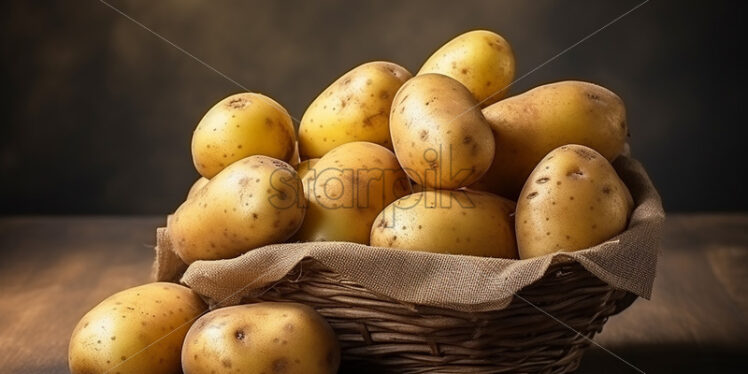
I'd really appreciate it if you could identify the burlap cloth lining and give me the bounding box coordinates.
[153,156,664,313]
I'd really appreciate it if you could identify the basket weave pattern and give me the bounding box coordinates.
[244,259,630,374]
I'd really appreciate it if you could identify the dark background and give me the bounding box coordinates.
[0,0,743,214]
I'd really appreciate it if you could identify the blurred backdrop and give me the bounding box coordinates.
[0,0,743,214]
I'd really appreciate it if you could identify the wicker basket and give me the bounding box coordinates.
[241,259,633,374]
[157,156,661,373]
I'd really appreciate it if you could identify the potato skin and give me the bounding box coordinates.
[370,190,517,258]
[298,61,412,159]
[186,177,210,199]
[516,145,633,259]
[295,158,320,180]
[182,303,339,374]
[418,30,515,106]
[192,93,296,178]
[170,155,305,263]
[475,81,628,199]
[68,282,206,374]
[390,73,495,190]
[294,142,409,243]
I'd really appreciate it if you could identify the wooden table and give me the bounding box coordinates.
[1,215,746,373]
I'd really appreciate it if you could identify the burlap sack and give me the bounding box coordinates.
[153,155,663,313]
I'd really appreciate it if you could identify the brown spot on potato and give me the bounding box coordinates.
[419,130,429,140]
[222,359,232,368]
[463,136,472,144]
[227,97,249,109]
[573,147,597,160]
[602,186,612,194]
[272,358,289,373]
[284,323,294,332]
[567,170,584,177]
[586,92,601,101]
[536,177,550,184]
[526,192,538,199]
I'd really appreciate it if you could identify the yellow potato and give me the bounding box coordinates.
[69,282,206,374]
[192,92,296,178]
[294,142,409,243]
[186,177,209,199]
[298,61,412,159]
[390,73,495,190]
[419,30,515,106]
[475,81,628,199]
[516,145,633,259]
[170,155,305,263]
[295,158,320,180]
[182,302,339,374]
[371,190,517,258]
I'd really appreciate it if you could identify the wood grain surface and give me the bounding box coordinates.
[0,214,746,373]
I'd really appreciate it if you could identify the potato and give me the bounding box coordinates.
[186,177,209,199]
[295,158,320,180]
[192,92,296,178]
[69,282,206,374]
[474,81,628,199]
[298,61,412,159]
[371,190,517,258]
[390,73,495,190]
[516,145,633,259]
[182,302,339,374]
[170,155,304,263]
[294,141,409,243]
[418,30,515,106]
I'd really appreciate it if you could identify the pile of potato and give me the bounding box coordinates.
[69,29,634,374]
